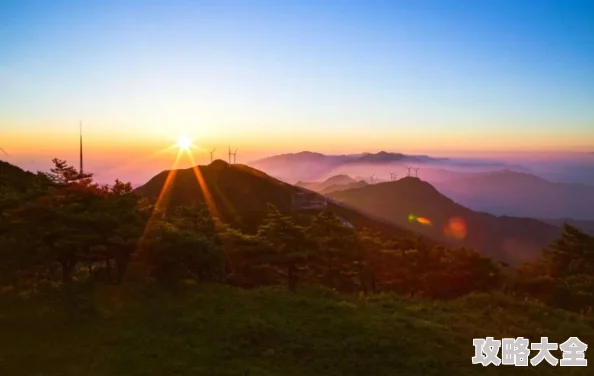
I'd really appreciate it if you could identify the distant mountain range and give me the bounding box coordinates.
[328,177,563,264]
[250,151,594,221]
[432,170,594,221]
[247,151,536,183]
[249,151,448,183]
[300,170,594,221]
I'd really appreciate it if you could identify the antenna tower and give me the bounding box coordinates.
[79,121,84,177]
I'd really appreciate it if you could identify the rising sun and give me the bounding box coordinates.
[177,136,192,150]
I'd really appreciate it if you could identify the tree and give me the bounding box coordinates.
[309,209,358,289]
[354,228,386,294]
[547,223,594,278]
[94,180,147,283]
[217,225,273,286]
[257,205,312,291]
[42,158,93,185]
[143,220,224,285]
[1,159,144,284]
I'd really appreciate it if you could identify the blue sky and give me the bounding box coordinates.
[1,0,593,159]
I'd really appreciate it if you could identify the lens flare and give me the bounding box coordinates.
[416,217,431,225]
[444,217,467,239]
[408,213,431,225]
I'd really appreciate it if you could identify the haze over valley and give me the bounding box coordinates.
[248,150,594,222]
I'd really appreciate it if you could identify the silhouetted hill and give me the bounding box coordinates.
[135,160,295,229]
[0,161,39,190]
[135,160,421,239]
[321,174,356,186]
[296,174,357,191]
[295,180,317,190]
[328,177,563,264]
[434,170,594,220]
[320,180,368,194]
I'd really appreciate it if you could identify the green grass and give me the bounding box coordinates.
[1,283,593,376]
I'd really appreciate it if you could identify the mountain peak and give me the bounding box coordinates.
[390,176,444,197]
[209,159,230,169]
[354,151,410,164]
[323,174,355,184]
[296,151,324,156]
[328,174,562,265]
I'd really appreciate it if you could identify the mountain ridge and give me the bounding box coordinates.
[433,169,594,220]
[248,151,446,183]
[134,160,427,241]
[328,176,563,264]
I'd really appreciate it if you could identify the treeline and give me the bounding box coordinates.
[1,159,593,313]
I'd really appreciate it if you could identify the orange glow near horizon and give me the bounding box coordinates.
[4,126,593,161]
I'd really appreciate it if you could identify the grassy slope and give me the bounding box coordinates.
[1,284,593,376]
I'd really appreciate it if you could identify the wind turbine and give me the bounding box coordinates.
[233,148,238,164]
[390,172,397,181]
[209,148,216,162]
[228,146,232,164]
[413,167,420,177]
[369,174,375,183]
[406,166,411,176]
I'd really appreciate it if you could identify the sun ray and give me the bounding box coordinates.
[136,148,184,253]
[132,146,243,279]
[186,151,239,275]
[186,151,219,219]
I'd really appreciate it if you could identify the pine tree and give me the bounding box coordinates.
[257,205,311,291]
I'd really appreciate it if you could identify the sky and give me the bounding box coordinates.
[1,0,593,181]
